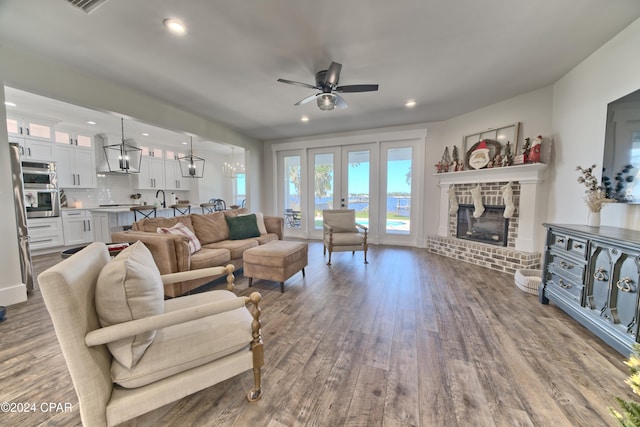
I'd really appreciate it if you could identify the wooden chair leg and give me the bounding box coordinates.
[247,293,263,402]
[327,251,332,266]
[301,267,305,277]
[248,277,253,287]
[280,282,284,293]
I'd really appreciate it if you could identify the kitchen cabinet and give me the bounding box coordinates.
[55,127,94,148]
[62,209,93,245]
[92,210,135,242]
[55,144,97,188]
[27,217,64,251]
[8,136,55,161]
[6,115,55,142]
[135,148,165,190]
[164,158,191,191]
[540,224,640,355]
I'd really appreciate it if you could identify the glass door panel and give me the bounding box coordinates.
[385,146,412,234]
[283,154,302,229]
[344,149,371,228]
[311,151,337,231]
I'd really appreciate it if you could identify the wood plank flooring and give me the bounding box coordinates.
[0,242,635,426]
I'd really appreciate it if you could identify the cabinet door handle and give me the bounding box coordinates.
[67,212,81,216]
[559,279,572,289]
[617,278,634,293]
[87,220,91,231]
[573,243,583,249]
[594,267,608,281]
[72,174,76,185]
[557,238,565,244]
[28,147,32,157]
[560,261,574,269]
[77,174,80,186]
[25,127,30,136]
[19,126,23,135]
[83,220,87,232]
[29,224,52,229]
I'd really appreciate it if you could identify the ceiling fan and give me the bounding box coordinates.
[277,61,379,111]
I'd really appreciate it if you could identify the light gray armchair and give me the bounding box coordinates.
[322,209,369,266]
[38,242,264,427]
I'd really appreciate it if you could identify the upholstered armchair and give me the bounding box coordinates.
[322,209,368,265]
[38,242,264,427]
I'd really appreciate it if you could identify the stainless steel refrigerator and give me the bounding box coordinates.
[9,142,34,291]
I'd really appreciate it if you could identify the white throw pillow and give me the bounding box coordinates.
[157,222,202,254]
[95,241,165,369]
[240,212,268,235]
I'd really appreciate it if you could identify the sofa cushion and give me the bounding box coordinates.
[226,214,261,240]
[133,215,196,234]
[191,212,229,245]
[204,239,259,259]
[252,233,279,245]
[95,241,164,369]
[190,247,231,270]
[111,290,253,388]
[157,222,201,255]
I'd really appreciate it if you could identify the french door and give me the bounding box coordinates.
[278,139,419,245]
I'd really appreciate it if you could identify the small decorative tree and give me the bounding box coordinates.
[611,343,640,426]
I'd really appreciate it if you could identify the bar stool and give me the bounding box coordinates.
[200,203,215,214]
[171,204,191,216]
[130,205,157,221]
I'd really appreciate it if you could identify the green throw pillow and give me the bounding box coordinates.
[226,214,261,240]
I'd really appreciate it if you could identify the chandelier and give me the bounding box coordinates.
[103,118,142,174]
[223,147,245,178]
[178,136,205,178]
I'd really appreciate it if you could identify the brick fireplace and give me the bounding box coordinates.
[427,164,547,274]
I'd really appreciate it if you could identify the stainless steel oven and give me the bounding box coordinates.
[21,160,60,218]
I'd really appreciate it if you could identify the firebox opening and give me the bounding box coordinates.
[456,204,509,246]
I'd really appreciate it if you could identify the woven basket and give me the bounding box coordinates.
[514,269,542,296]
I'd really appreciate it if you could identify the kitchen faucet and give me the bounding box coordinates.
[155,189,166,208]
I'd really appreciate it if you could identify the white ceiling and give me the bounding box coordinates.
[1,0,640,143]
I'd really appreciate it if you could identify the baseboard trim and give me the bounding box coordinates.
[0,283,28,306]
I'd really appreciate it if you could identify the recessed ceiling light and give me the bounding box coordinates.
[142,133,149,136]
[163,18,187,35]
[301,116,309,122]
[4,101,16,107]
[182,141,188,145]
[405,100,416,108]
[86,120,96,125]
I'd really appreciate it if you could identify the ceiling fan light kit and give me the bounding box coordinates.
[278,61,379,111]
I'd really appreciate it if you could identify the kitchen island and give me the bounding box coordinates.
[89,205,206,243]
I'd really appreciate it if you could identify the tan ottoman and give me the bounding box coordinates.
[243,241,308,293]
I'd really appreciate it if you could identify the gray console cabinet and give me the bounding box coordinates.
[540,224,640,356]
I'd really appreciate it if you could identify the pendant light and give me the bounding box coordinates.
[223,147,245,178]
[103,118,142,173]
[178,136,205,178]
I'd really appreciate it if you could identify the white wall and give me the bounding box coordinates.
[551,17,640,229]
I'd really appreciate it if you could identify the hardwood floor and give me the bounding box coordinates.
[0,242,634,426]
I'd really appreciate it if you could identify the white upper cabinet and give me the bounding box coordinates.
[7,115,55,142]
[55,144,97,189]
[134,146,165,189]
[55,126,94,148]
[164,149,191,191]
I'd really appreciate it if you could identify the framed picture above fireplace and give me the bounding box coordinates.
[462,122,520,169]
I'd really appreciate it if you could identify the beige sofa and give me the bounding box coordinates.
[111,209,284,297]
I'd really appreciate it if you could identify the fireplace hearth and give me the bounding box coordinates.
[456,204,509,246]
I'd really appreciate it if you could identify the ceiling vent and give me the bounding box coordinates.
[66,0,109,14]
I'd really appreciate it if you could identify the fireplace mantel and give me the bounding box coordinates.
[434,162,548,253]
[434,163,547,185]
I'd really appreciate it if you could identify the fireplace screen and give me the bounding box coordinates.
[456,204,509,246]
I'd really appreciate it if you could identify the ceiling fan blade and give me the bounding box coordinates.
[324,62,342,86]
[277,78,318,90]
[294,93,319,106]
[334,93,348,109]
[335,84,379,93]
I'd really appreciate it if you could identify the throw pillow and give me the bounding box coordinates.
[95,241,164,369]
[157,222,202,254]
[240,212,267,235]
[226,214,261,240]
